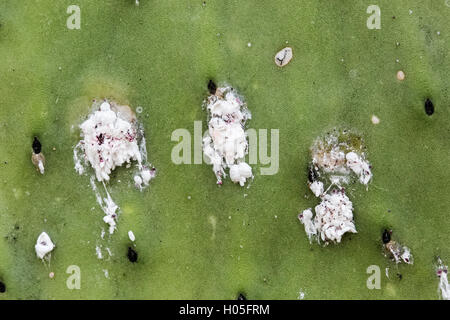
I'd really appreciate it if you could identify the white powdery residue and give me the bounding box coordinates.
[312,145,349,175]
[38,161,45,174]
[386,241,413,265]
[134,136,156,190]
[329,175,350,186]
[310,132,372,186]
[400,246,413,264]
[346,152,373,185]
[439,272,450,300]
[73,143,85,175]
[90,177,119,234]
[77,101,142,182]
[202,86,253,186]
[309,180,323,197]
[96,246,103,259]
[90,177,103,207]
[297,289,306,300]
[74,100,155,188]
[299,190,357,244]
[298,209,317,242]
[436,259,450,300]
[101,186,119,234]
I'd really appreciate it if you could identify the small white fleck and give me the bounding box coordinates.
[275,215,278,219]
[96,246,103,259]
[247,42,252,47]
[187,195,191,200]
[409,9,413,15]
[437,31,441,36]
[371,115,380,125]
[128,230,136,242]
[240,245,243,249]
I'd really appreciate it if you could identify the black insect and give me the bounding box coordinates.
[0,281,5,293]
[237,293,246,300]
[207,80,217,95]
[425,98,434,116]
[127,247,138,263]
[308,164,319,183]
[382,229,391,244]
[32,137,42,154]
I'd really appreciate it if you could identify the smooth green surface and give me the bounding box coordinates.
[0,0,449,299]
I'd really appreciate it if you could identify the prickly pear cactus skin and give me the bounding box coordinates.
[0,1,449,299]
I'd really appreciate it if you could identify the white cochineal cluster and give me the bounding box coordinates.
[74,101,153,184]
[300,190,356,243]
[203,86,253,186]
[74,100,155,235]
[299,132,373,244]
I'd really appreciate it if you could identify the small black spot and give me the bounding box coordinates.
[237,293,246,300]
[425,98,434,116]
[127,247,138,263]
[32,137,42,154]
[397,273,402,280]
[382,229,391,244]
[207,80,217,95]
[0,281,5,293]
